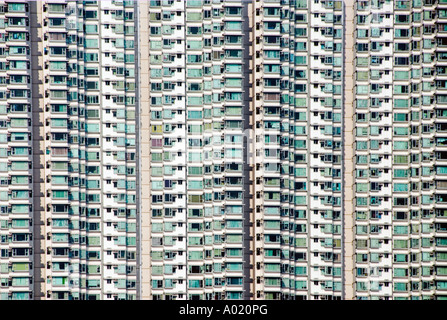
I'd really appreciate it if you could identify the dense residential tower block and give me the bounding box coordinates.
[352,0,446,300]
[0,0,139,300]
[1,0,447,301]
[251,0,344,299]
[146,0,253,300]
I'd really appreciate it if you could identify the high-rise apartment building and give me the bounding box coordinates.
[352,0,447,300]
[0,1,34,301]
[142,0,447,300]
[251,0,344,300]
[143,0,252,300]
[142,0,346,301]
[0,0,139,300]
[0,0,447,301]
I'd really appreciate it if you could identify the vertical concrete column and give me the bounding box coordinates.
[138,1,152,300]
[251,0,264,300]
[30,1,45,300]
[242,0,254,300]
[247,1,256,300]
[342,0,355,300]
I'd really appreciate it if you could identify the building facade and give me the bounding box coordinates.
[352,0,447,300]
[251,0,344,300]
[0,0,447,301]
[0,0,139,300]
[0,1,34,301]
[145,0,252,300]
